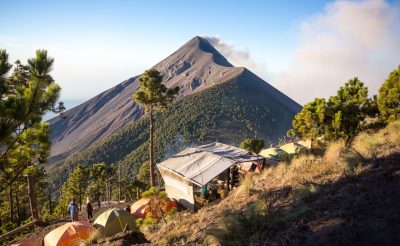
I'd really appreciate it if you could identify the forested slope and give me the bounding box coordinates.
[48,68,299,186]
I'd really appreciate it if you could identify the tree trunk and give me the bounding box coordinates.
[78,182,82,211]
[47,189,53,215]
[15,190,20,222]
[97,182,101,208]
[118,165,121,202]
[27,174,39,221]
[226,168,230,192]
[9,184,13,221]
[149,107,156,187]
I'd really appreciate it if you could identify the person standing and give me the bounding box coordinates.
[67,198,79,222]
[125,204,131,213]
[86,196,93,220]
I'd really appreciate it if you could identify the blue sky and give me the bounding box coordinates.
[1,0,399,107]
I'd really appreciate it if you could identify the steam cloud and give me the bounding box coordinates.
[277,0,400,104]
[202,35,268,79]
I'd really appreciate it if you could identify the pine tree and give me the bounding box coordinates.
[288,78,375,144]
[133,68,179,187]
[378,65,400,121]
[0,50,63,223]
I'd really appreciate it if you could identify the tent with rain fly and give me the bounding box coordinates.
[130,198,177,219]
[279,142,306,156]
[43,221,96,246]
[157,142,263,210]
[130,198,150,218]
[93,208,136,237]
[260,147,289,161]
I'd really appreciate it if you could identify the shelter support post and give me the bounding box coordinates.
[226,167,230,192]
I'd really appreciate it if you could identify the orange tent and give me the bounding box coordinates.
[130,198,177,218]
[43,221,96,246]
[130,198,150,218]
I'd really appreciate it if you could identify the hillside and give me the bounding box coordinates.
[47,36,300,165]
[48,67,298,186]
[146,121,400,245]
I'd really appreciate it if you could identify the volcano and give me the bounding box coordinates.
[47,36,301,169]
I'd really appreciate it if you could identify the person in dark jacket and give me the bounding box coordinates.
[86,196,93,220]
[125,204,131,213]
[67,198,79,222]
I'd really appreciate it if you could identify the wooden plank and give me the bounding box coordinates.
[0,219,38,240]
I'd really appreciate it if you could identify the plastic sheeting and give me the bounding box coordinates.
[158,142,259,186]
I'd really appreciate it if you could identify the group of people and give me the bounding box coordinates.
[67,197,93,222]
[67,197,131,222]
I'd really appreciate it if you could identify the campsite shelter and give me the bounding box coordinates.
[157,142,264,210]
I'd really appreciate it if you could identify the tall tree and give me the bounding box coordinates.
[133,68,179,187]
[0,50,63,223]
[86,163,110,208]
[67,165,88,211]
[378,65,400,121]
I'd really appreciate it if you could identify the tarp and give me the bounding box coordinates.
[93,208,136,237]
[157,142,260,186]
[43,221,96,246]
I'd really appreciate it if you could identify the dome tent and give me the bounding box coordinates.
[43,221,96,246]
[93,208,136,237]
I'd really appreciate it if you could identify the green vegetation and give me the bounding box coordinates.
[288,77,378,144]
[136,187,176,232]
[378,65,400,121]
[49,74,295,193]
[133,68,180,187]
[54,163,121,218]
[240,138,265,154]
[0,49,63,232]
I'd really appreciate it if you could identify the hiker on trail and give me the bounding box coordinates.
[67,198,79,222]
[86,196,93,220]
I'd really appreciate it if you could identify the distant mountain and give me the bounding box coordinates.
[48,36,300,165]
[47,36,301,178]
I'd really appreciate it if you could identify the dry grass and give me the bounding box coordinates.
[353,120,400,159]
[149,121,400,245]
[387,121,400,147]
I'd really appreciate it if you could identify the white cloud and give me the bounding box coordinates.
[202,35,268,79]
[276,0,400,105]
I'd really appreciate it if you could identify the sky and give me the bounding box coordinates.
[1,0,399,107]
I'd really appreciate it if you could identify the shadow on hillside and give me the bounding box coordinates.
[216,152,400,246]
